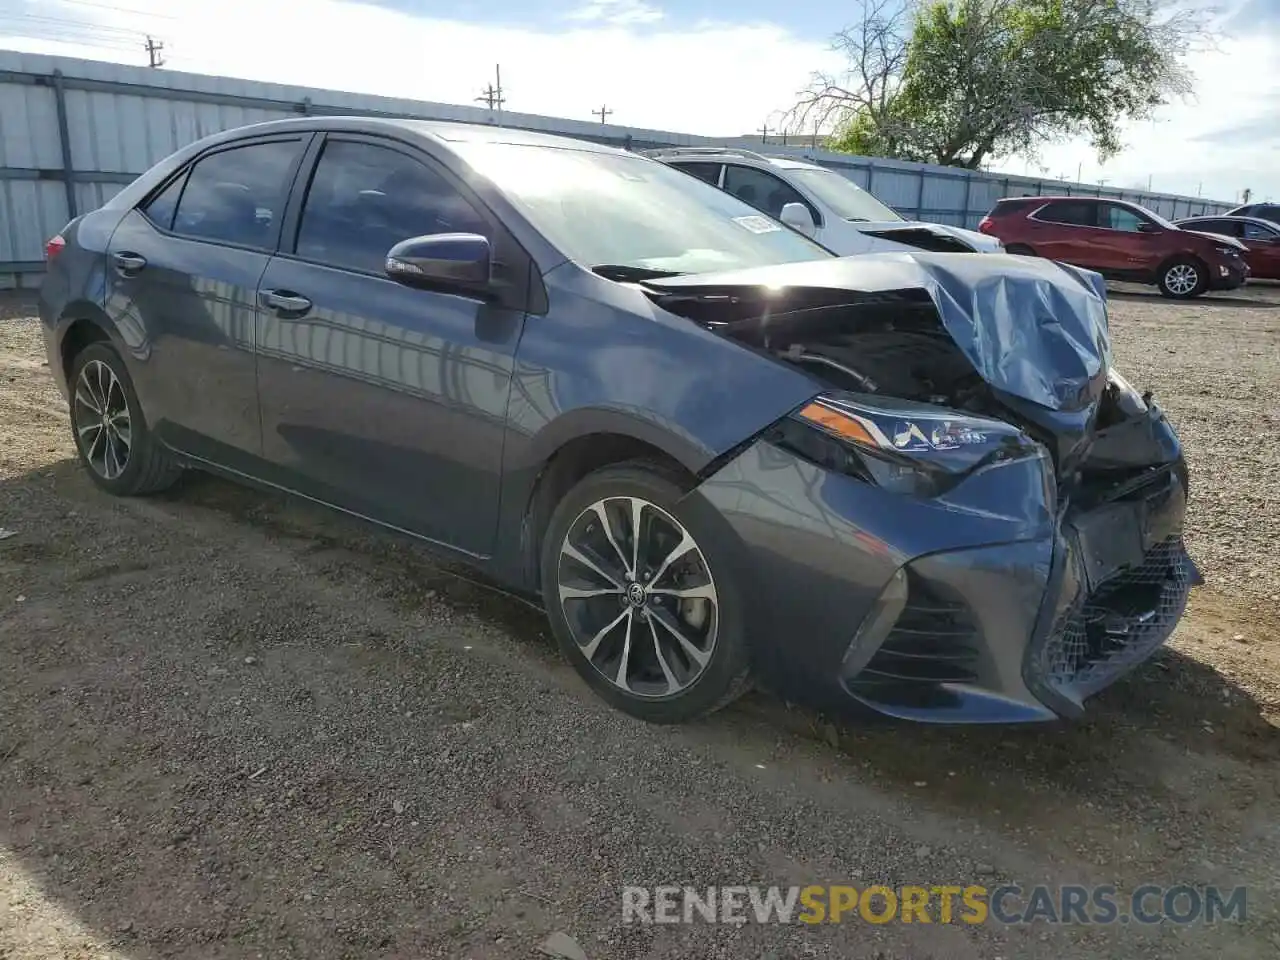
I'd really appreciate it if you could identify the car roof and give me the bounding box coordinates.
[1178,214,1277,226]
[193,115,630,155]
[646,147,826,172]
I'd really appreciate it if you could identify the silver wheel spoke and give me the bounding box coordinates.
[559,584,622,601]
[561,541,622,588]
[74,387,101,415]
[651,606,711,668]
[77,421,103,442]
[650,582,716,601]
[591,501,632,579]
[614,610,635,691]
[582,608,629,660]
[647,617,680,694]
[628,497,644,577]
[645,530,696,588]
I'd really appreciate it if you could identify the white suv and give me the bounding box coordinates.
[646,147,1002,257]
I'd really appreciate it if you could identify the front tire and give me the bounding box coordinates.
[1158,258,1207,299]
[68,342,182,496]
[540,462,751,723]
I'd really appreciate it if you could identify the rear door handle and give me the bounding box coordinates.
[113,252,147,273]
[260,290,313,314]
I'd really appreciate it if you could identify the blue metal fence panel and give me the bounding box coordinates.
[0,47,1235,286]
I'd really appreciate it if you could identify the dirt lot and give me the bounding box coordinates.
[2,285,1278,960]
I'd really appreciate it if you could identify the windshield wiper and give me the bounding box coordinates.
[592,264,685,282]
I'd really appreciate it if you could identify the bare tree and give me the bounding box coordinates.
[781,0,914,149]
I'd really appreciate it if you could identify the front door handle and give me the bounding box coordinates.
[113,252,147,274]
[260,290,313,314]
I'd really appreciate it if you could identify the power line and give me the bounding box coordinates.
[0,18,143,54]
[0,11,147,38]
[46,0,177,20]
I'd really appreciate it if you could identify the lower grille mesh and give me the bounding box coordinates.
[1042,537,1191,696]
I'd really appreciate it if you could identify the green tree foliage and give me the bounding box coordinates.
[792,0,1212,169]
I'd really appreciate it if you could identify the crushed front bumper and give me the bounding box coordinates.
[692,418,1194,723]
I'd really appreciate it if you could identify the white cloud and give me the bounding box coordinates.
[565,0,665,26]
[988,33,1280,203]
[0,0,833,137]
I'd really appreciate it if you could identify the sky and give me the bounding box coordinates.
[0,0,1277,202]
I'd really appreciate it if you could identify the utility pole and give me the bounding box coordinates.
[1147,173,1153,192]
[1076,161,1082,182]
[758,123,770,144]
[592,104,612,124]
[144,35,165,68]
[475,64,505,113]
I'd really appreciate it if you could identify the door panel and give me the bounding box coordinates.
[254,136,525,556]
[103,136,307,465]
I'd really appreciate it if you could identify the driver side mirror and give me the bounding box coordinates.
[780,202,816,236]
[1136,222,1161,234]
[385,233,492,291]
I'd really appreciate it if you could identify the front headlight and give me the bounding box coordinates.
[789,393,1043,497]
[1106,367,1147,416]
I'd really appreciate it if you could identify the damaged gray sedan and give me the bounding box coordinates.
[40,118,1197,724]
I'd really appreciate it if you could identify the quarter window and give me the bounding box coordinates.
[722,164,810,220]
[171,140,302,249]
[671,162,722,186]
[295,140,490,274]
[141,173,185,230]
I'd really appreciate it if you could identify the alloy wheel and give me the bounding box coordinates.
[556,496,718,698]
[73,359,132,480]
[1164,263,1199,296]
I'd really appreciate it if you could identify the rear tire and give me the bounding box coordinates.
[540,461,751,723]
[68,342,182,496]
[1158,258,1207,299]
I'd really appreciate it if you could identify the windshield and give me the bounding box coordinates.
[787,168,903,222]
[453,142,830,275]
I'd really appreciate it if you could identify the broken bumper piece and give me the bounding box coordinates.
[694,436,1194,724]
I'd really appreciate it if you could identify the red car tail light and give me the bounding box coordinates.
[977,216,994,234]
[45,234,66,261]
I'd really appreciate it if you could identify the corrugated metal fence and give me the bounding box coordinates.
[0,48,1234,287]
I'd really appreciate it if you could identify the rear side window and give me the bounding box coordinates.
[172,140,302,249]
[989,198,1039,216]
[295,140,490,275]
[1034,201,1097,227]
[142,173,185,230]
[1251,204,1280,223]
[1188,219,1238,236]
[671,162,722,186]
[722,164,811,220]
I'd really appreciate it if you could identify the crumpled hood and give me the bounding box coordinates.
[644,251,1110,412]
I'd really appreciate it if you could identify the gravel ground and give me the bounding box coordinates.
[2,286,1279,960]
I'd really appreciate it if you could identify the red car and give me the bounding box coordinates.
[1173,215,1280,281]
[978,196,1249,298]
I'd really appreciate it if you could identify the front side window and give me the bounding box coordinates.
[786,167,902,222]
[172,140,302,249]
[1103,205,1150,232]
[721,164,809,220]
[1035,201,1097,227]
[452,141,828,275]
[295,140,490,274]
[1244,220,1280,241]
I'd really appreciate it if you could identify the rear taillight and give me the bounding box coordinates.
[977,216,994,234]
[45,234,66,261]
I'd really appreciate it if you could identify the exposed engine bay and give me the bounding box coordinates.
[641,253,1180,504]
